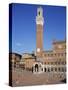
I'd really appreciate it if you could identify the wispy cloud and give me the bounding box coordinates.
[16,43,22,46]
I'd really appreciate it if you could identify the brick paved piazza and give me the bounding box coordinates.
[11,69,66,86]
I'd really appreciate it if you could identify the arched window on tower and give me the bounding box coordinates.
[39,11,40,15]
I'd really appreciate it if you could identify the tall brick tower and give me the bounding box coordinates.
[36,7,44,58]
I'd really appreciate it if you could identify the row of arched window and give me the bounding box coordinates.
[44,67,66,72]
[44,53,66,57]
[44,61,66,65]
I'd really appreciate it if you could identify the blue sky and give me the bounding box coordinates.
[11,3,66,54]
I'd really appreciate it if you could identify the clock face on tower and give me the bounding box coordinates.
[37,48,40,52]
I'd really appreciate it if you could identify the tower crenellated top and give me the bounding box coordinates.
[36,7,44,25]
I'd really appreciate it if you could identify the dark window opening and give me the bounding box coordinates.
[39,11,40,15]
[58,67,61,72]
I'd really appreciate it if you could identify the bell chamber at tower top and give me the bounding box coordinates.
[36,7,44,25]
[37,7,43,17]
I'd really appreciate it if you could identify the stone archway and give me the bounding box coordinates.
[32,62,45,74]
[44,68,46,72]
[35,64,38,72]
